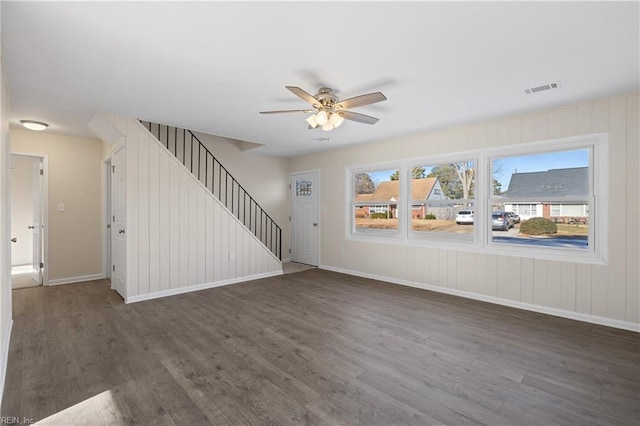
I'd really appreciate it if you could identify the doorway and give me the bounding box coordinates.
[10,154,47,288]
[289,170,320,266]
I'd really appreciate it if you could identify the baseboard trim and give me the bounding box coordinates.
[11,265,31,275]
[320,264,640,333]
[0,318,13,408]
[48,274,107,286]
[125,270,284,304]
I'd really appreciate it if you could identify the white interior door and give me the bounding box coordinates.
[31,159,43,284]
[290,171,320,266]
[105,159,112,280]
[111,148,126,298]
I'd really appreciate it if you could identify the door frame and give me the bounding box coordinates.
[102,157,112,283]
[289,169,321,266]
[10,152,49,286]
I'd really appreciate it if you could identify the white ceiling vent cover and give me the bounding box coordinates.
[525,81,562,95]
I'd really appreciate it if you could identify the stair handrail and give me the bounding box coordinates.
[140,120,282,260]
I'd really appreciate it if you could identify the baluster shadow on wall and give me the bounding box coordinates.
[140,120,281,260]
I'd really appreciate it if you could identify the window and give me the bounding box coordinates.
[409,161,476,240]
[551,204,588,217]
[352,168,400,234]
[296,180,312,196]
[512,204,537,217]
[491,147,592,251]
[347,133,607,263]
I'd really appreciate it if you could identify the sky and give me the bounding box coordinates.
[364,148,589,191]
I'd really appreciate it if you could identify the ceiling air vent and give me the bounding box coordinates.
[525,81,561,95]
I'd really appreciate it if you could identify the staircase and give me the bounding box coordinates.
[140,120,282,260]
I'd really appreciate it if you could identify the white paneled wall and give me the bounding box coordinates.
[102,116,282,303]
[290,94,639,331]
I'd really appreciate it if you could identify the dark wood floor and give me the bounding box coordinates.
[2,269,639,425]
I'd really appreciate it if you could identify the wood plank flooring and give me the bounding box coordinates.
[2,269,639,425]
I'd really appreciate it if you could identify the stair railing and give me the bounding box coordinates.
[140,120,282,260]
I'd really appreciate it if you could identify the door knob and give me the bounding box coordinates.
[11,238,17,243]
[313,223,318,227]
[118,229,125,234]
[28,225,35,229]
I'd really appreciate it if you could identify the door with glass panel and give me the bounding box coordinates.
[290,171,319,266]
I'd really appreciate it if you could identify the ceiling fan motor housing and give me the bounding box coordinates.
[314,87,338,108]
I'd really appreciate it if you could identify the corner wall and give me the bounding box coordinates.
[290,94,640,331]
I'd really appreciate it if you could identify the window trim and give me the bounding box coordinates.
[485,134,606,264]
[407,155,479,243]
[346,133,608,265]
[349,164,403,238]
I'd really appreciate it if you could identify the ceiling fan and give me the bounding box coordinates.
[260,86,387,131]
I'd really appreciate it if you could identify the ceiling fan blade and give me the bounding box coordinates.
[335,92,386,110]
[338,110,380,125]
[286,86,321,108]
[259,109,314,114]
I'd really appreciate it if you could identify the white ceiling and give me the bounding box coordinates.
[2,1,638,157]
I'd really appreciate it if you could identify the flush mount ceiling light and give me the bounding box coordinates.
[20,120,49,131]
[260,86,386,132]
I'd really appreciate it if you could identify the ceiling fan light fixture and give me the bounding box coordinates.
[329,112,344,128]
[315,110,328,125]
[322,122,334,132]
[262,86,387,130]
[305,114,319,128]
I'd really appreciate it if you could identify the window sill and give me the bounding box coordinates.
[346,232,606,265]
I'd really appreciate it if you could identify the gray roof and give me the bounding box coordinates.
[505,167,588,198]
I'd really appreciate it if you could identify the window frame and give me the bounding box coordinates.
[407,154,479,244]
[349,164,404,239]
[345,133,608,264]
[485,134,607,263]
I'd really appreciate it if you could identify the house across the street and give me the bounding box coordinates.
[356,177,446,219]
[504,167,589,223]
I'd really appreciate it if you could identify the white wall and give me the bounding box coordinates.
[290,94,640,331]
[9,155,37,266]
[11,130,105,284]
[0,37,14,409]
[193,132,290,260]
[102,116,282,303]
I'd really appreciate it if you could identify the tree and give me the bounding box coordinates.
[390,167,426,181]
[355,173,375,194]
[493,179,502,195]
[451,162,475,200]
[492,159,505,195]
[427,165,463,199]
